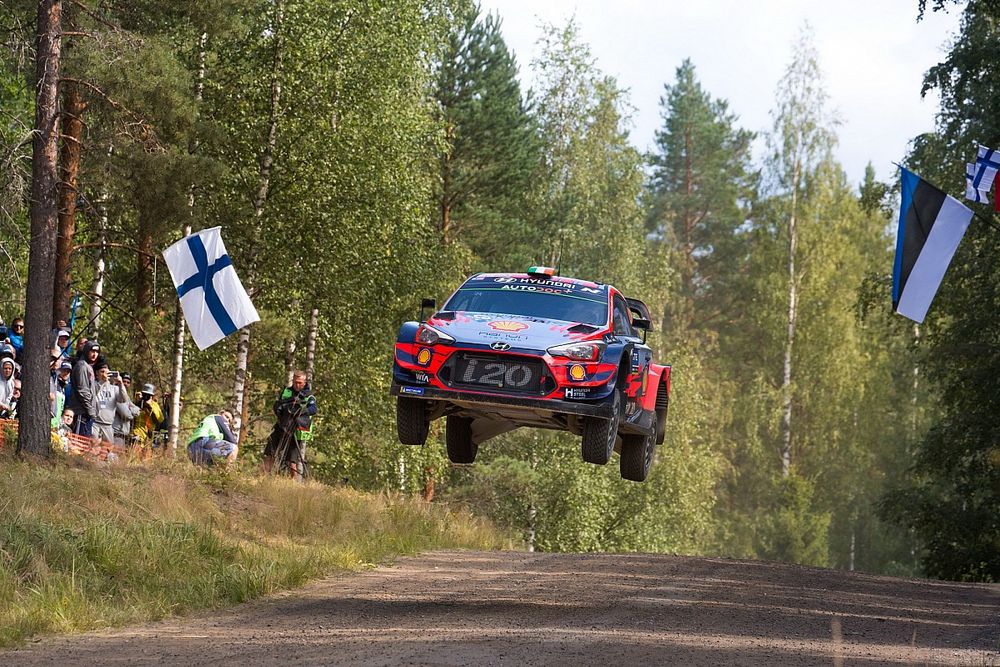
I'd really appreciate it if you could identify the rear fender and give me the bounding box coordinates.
[640,364,670,412]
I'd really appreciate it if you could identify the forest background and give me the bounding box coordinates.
[2,0,998,582]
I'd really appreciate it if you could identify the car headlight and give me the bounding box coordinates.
[416,324,454,346]
[547,341,605,361]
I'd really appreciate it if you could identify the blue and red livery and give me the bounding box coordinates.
[390,268,670,482]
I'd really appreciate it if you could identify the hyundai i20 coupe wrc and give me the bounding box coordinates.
[390,267,671,482]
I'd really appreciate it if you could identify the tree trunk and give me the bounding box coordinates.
[18,0,62,458]
[305,307,318,382]
[780,160,800,477]
[232,0,283,440]
[89,184,107,338]
[168,32,208,454]
[134,209,154,365]
[284,337,296,386]
[53,79,86,324]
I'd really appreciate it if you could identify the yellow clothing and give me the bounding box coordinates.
[131,399,164,443]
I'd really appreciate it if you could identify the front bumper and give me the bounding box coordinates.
[390,383,614,419]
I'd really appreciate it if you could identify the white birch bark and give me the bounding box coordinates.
[780,160,800,477]
[305,307,318,382]
[233,2,283,441]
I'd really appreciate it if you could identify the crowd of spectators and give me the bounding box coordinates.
[3,317,315,474]
[0,316,169,452]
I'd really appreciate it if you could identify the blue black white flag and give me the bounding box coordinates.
[162,227,260,350]
[965,144,1000,210]
[893,168,974,323]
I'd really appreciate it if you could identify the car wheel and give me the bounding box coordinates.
[446,415,478,463]
[397,397,429,446]
[581,387,621,465]
[620,431,654,482]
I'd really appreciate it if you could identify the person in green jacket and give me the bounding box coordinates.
[187,409,238,466]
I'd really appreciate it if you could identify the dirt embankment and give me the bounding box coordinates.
[4,551,998,666]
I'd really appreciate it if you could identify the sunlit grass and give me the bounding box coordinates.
[0,452,505,646]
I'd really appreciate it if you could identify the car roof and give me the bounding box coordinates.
[469,272,609,291]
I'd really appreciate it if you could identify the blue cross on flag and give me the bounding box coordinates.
[162,227,260,350]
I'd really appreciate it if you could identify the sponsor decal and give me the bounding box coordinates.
[569,364,587,381]
[625,399,639,416]
[415,373,430,384]
[630,350,641,374]
[565,387,590,400]
[416,348,432,366]
[490,341,512,351]
[489,320,529,332]
[477,331,527,341]
[400,386,425,396]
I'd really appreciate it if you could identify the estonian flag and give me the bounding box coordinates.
[892,168,974,323]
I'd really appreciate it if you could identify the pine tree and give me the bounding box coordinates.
[648,59,755,337]
[433,3,539,266]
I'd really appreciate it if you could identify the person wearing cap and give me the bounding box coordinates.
[0,357,16,418]
[132,383,165,448]
[187,409,238,466]
[113,372,140,446]
[66,341,100,437]
[52,329,71,358]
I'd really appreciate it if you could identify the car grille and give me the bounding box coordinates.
[441,352,553,395]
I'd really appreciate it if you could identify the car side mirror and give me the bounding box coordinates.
[632,318,651,343]
[420,298,436,322]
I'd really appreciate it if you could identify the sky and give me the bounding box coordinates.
[478,0,962,186]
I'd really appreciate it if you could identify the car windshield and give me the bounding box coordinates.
[444,284,609,326]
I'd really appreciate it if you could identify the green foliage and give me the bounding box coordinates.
[878,1,1000,581]
[758,471,830,566]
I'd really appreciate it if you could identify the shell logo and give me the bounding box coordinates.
[488,320,528,332]
[416,348,432,366]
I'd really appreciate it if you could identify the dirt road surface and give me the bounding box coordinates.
[4,551,998,665]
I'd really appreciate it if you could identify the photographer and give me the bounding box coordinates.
[93,362,127,443]
[263,370,317,481]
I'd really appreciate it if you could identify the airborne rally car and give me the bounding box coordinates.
[390,268,671,482]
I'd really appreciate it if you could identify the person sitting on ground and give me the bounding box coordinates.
[131,383,165,448]
[187,409,238,466]
[93,362,127,443]
[263,370,317,481]
[66,341,100,436]
[112,372,140,446]
[0,357,16,418]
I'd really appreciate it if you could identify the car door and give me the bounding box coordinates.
[612,294,651,419]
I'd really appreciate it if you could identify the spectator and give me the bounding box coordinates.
[8,317,23,362]
[66,341,100,436]
[132,383,165,448]
[52,329,71,358]
[113,372,140,446]
[93,362,125,443]
[49,350,66,428]
[1,379,20,419]
[0,343,14,362]
[0,357,15,417]
[187,409,238,466]
[263,370,317,481]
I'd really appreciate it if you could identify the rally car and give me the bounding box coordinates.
[390,267,671,482]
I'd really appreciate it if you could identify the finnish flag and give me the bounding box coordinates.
[965,144,1000,210]
[162,227,260,350]
[892,168,974,324]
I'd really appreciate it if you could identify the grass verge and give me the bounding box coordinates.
[0,452,506,647]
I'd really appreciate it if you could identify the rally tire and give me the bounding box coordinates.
[581,388,621,465]
[446,415,478,464]
[620,432,655,482]
[397,397,429,446]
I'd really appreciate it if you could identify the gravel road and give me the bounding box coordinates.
[4,551,998,665]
